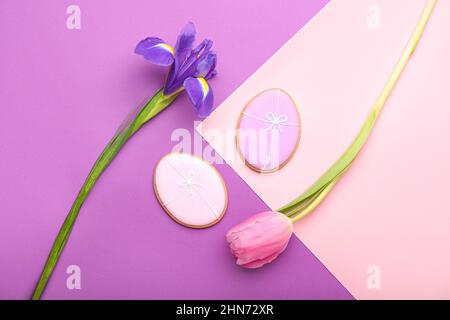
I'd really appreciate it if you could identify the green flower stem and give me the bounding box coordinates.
[280,0,436,221]
[32,88,178,300]
[288,175,339,223]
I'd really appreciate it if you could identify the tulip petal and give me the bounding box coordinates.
[226,212,275,239]
[135,37,174,66]
[241,252,280,269]
[184,77,213,118]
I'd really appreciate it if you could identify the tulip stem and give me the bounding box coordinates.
[281,0,436,222]
[31,89,178,300]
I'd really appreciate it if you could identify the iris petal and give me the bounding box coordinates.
[164,22,197,95]
[184,77,214,118]
[195,52,217,79]
[174,22,196,63]
[134,37,174,66]
[206,69,217,80]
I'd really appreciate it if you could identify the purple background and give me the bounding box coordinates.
[0,0,352,299]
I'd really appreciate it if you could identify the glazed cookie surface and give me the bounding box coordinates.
[153,153,227,228]
[237,89,301,173]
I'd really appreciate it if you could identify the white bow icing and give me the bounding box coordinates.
[242,89,299,134]
[264,112,289,133]
[177,171,203,195]
[163,159,218,218]
[242,111,299,133]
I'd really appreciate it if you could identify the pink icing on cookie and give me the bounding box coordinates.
[237,89,301,172]
[153,153,227,228]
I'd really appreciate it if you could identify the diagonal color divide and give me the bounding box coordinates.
[0,0,350,299]
[198,0,450,299]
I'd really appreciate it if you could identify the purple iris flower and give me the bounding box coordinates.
[135,22,217,118]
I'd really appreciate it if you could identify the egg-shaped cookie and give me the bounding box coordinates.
[153,153,227,228]
[237,89,301,173]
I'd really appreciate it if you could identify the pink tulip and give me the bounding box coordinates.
[226,211,294,269]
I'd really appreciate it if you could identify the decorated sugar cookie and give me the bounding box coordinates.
[153,153,228,228]
[236,88,301,173]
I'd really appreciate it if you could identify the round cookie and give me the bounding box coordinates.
[236,88,301,173]
[153,153,228,228]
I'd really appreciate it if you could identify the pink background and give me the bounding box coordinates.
[297,0,450,299]
[199,0,450,299]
